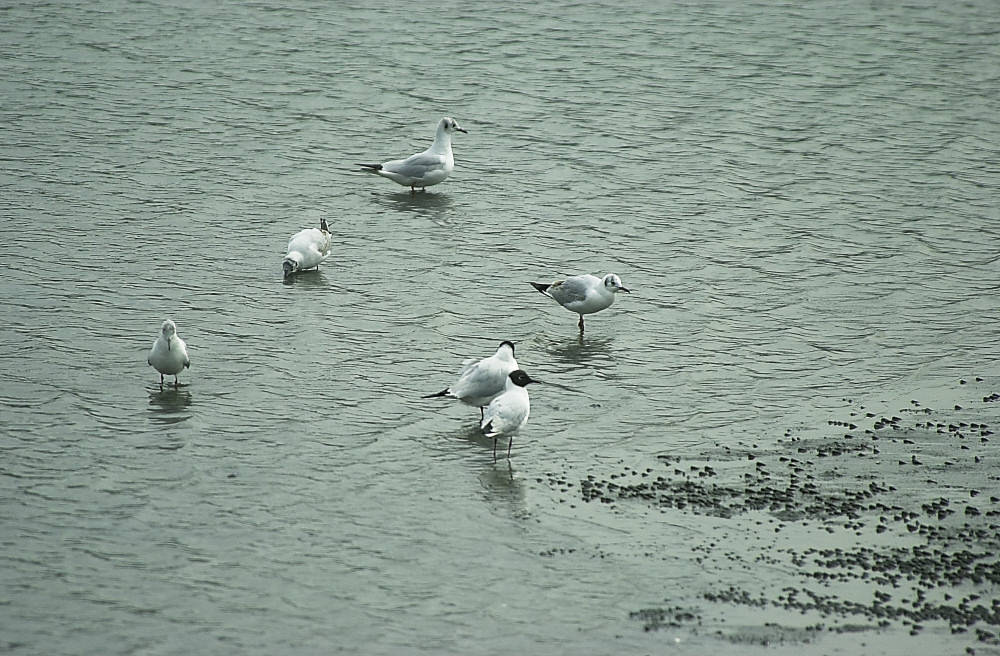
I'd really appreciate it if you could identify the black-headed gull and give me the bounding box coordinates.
[283,218,333,278]
[529,273,631,333]
[424,341,518,419]
[481,369,541,461]
[358,117,467,192]
[147,319,190,388]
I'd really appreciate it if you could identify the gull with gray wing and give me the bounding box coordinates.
[529,273,630,333]
[423,341,518,419]
[358,117,467,192]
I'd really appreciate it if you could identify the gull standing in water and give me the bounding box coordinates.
[482,369,541,461]
[529,273,631,333]
[424,341,518,419]
[283,218,333,278]
[358,117,467,192]
[147,319,190,388]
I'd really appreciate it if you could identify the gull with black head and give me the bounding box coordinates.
[482,369,541,462]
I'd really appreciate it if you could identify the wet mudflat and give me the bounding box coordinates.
[542,375,1000,652]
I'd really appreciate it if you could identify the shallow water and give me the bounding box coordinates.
[2,1,999,654]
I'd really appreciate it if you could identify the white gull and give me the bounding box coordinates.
[481,369,541,461]
[283,218,333,278]
[147,319,190,388]
[359,117,467,192]
[529,273,630,333]
[424,341,518,419]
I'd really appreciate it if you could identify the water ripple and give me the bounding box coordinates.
[2,0,999,654]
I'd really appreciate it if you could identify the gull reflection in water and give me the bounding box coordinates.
[281,269,329,287]
[479,460,528,520]
[545,335,616,368]
[147,387,193,425]
[376,190,455,223]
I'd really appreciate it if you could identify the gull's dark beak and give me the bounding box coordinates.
[457,127,468,134]
[620,286,631,293]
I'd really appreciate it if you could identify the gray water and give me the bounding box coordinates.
[2,1,999,654]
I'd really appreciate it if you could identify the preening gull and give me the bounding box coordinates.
[283,218,333,278]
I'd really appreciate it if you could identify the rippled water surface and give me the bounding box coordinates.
[2,1,999,654]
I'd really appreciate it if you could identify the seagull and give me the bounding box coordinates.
[358,117,467,192]
[147,319,190,388]
[529,273,631,333]
[423,341,518,419]
[283,218,333,278]
[482,369,541,461]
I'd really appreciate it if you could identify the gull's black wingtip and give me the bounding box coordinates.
[528,281,550,294]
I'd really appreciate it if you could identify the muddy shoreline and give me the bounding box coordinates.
[549,376,1000,652]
